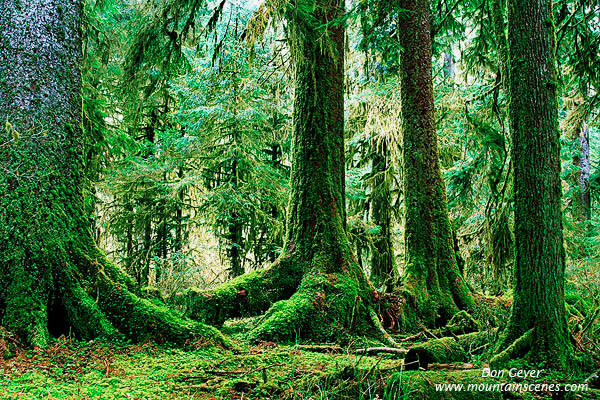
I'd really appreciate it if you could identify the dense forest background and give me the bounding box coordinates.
[84,0,599,297]
[1,0,600,398]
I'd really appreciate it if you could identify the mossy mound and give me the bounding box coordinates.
[248,272,374,343]
[404,337,468,371]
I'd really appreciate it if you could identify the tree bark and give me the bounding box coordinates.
[570,124,591,223]
[397,0,473,325]
[175,0,390,344]
[0,0,226,347]
[370,140,396,289]
[498,0,572,368]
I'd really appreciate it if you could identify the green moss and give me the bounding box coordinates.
[439,311,481,335]
[170,253,303,326]
[249,272,371,343]
[96,272,230,347]
[404,337,468,370]
[490,328,533,368]
[0,339,408,399]
[397,0,474,327]
[565,293,590,316]
[384,371,504,400]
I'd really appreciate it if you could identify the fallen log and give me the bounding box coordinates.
[404,337,467,370]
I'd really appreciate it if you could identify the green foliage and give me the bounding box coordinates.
[0,337,408,399]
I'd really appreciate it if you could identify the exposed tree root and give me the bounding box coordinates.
[170,254,303,326]
[490,328,533,368]
[246,273,371,343]
[1,237,230,348]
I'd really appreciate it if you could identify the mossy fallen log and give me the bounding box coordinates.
[404,337,468,370]
[436,311,480,336]
[404,329,498,370]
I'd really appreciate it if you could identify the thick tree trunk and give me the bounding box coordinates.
[397,0,473,325]
[497,0,572,368]
[176,0,391,344]
[0,0,226,347]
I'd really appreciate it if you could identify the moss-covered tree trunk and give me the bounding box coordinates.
[397,0,473,325]
[494,0,572,368]
[176,0,393,344]
[370,140,396,289]
[0,0,225,347]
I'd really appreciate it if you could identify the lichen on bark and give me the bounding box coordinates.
[0,0,227,348]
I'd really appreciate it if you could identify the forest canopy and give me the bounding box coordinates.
[1,0,600,398]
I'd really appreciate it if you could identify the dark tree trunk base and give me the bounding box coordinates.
[2,236,229,348]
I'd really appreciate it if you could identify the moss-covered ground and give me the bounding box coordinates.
[2,326,598,400]
[0,330,404,399]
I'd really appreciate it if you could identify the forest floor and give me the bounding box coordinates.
[2,326,598,400]
[0,334,399,399]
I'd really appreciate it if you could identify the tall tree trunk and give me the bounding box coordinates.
[175,0,394,345]
[0,0,225,347]
[228,157,244,278]
[397,0,473,325]
[570,124,591,223]
[268,143,281,263]
[175,165,185,254]
[370,140,396,289]
[141,218,152,286]
[155,195,168,286]
[494,0,572,368]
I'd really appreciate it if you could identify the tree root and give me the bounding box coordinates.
[170,254,303,326]
[370,308,401,347]
[490,328,533,368]
[246,272,362,343]
[2,238,231,347]
[96,270,230,346]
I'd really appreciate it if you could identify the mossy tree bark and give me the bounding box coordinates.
[0,0,226,347]
[370,139,397,289]
[495,0,573,368]
[397,0,473,325]
[177,0,392,344]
